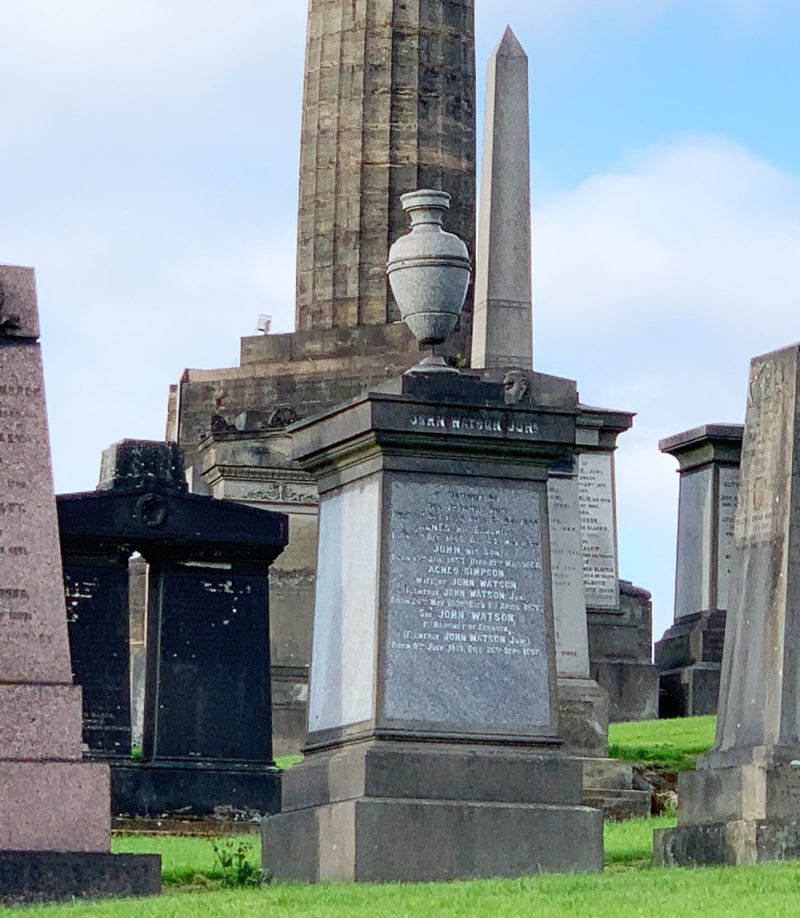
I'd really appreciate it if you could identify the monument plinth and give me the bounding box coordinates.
[0,266,160,904]
[656,344,800,866]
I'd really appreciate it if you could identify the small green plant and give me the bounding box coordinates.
[130,744,143,760]
[209,837,265,888]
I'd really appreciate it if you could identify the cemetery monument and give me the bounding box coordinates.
[0,265,160,904]
[656,344,800,866]
[656,424,743,717]
[261,192,602,882]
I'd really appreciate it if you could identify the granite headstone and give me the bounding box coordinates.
[0,265,160,904]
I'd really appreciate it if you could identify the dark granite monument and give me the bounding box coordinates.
[656,344,800,866]
[0,265,160,904]
[656,424,743,717]
[58,438,288,817]
[261,192,602,882]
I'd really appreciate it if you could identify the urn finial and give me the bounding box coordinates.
[387,190,471,372]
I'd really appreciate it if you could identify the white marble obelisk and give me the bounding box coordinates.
[471,27,533,370]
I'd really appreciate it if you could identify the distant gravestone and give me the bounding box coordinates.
[656,424,743,718]
[577,452,619,609]
[0,265,159,904]
[656,344,800,867]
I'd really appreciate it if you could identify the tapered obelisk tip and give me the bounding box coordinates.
[471,27,533,371]
[496,25,527,59]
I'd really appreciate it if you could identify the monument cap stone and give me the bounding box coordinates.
[98,439,187,494]
[0,264,39,339]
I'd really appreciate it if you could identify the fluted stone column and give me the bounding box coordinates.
[296,0,476,350]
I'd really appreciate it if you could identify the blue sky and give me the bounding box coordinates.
[1,1,799,642]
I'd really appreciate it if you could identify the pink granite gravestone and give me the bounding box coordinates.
[0,265,160,904]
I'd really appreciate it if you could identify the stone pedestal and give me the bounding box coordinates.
[656,424,743,717]
[656,344,800,867]
[266,744,601,882]
[262,369,603,882]
[0,266,160,904]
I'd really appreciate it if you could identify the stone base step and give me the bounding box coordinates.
[583,788,651,821]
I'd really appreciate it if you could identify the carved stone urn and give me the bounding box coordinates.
[387,189,471,370]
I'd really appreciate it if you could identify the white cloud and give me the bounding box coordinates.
[532,134,800,636]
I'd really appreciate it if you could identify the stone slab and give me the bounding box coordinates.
[264,797,602,882]
[676,762,800,826]
[110,762,281,818]
[0,762,110,852]
[144,564,272,764]
[0,265,39,339]
[0,344,73,684]
[382,474,552,735]
[0,684,83,760]
[280,744,583,812]
[307,474,379,735]
[64,562,132,757]
[715,345,800,755]
[590,661,659,723]
[557,677,609,757]
[578,453,619,609]
[548,474,591,679]
[0,852,161,906]
[655,819,800,867]
[659,663,721,719]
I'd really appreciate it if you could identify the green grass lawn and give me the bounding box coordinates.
[609,714,716,771]
[15,718,798,916]
[13,834,800,917]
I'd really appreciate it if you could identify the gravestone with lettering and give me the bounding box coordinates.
[656,424,743,717]
[262,369,603,882]
[58,438,289,817]
[548,457,650,818]
[548,458,608,754]
[577,419,659,723]
[656,344,800,866]
[0,265,160,904]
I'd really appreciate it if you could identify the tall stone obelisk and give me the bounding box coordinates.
[296,0,476,347]
[471,27,533,371]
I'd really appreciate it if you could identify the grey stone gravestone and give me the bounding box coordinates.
[262,370,603,882]
[656,424,743,717]
[0,265,160,904]
[656,344,800,866]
